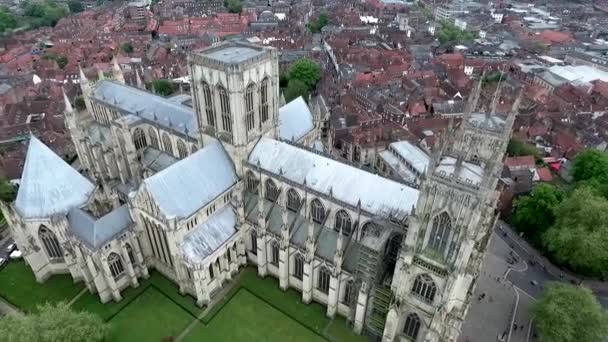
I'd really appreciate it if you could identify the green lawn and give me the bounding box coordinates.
[106,287,194,342]
[185,289,326,342]
[0,261,83,312]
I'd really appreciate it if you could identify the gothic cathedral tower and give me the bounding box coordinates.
[383,81,521,342]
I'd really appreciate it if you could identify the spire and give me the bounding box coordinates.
[464,71,484,121]
[62,88,73,114]
[79,65,88,83]
[111,56,125,84]
[97,68,105,81]
[504,88,523,137]
[78,65,91,96]
[280,91,286,107]
[135,67,145,89]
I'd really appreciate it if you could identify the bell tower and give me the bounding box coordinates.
[382,80,521,342]
[188,41,279,175]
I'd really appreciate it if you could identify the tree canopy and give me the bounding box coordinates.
[0,7,19,33]
[542,186,608,277]
[23,0,68,28]
[285,79,309,103]
[507,137,541,158]
[289,58,321,92]
[67,0,84,13]
[224,0,241,13]
[437,22,475,45]
[533,283,608,342]
[308,13,329,33]
[0,302,108,342]
[121,42,134,54]
[572,149,608,183]
[0,178,16,203]
[152,79,175,96]
[43,53,68,69]
[512,183,562,245]
[74,96,86,111]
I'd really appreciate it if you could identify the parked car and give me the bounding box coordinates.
[0,257,6,269]
[6,243,16,253]
[9,250,22,260]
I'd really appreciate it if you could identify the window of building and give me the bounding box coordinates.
[245,83,255,132]
[294,254,304,280]
[202,81,215,127]
[227,247,232,263]
[132,127,147,150]
[250,230,257,255]
[176,139,188,159]
[403,313,421,339]
[343,279,355,304]
[411,274,437,303]
[265,178,279,202]
[287,189,300,212]
[260,77,269,123]
[108,253,124,279]
[335,210,352,236]
[209,263,214,279]
[271,241,279,266]
[318,266,330,294]
[218,86,232,133]
[39,226,63,260]
[126,243,135,264]
[162,133,173,155]
[429,212,452,257]
[148,127,159,149]
[246,171,259,193]
[311,199,326,224]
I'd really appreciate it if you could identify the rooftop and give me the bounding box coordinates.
[200,43,266,64]
[278,96,314,141]
[68,205,132,249]
[181,206,237,265]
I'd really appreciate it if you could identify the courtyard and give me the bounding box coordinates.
[0,261,368,342]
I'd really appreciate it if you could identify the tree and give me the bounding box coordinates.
[224,0,241,13]
[0,302,108,342]
[43,53,68,69]
[74,96,86,111]
[542,187,608,277]
[67,0,84,13]
[0,7,18,33]
[571,149,608,183]
[507,137,541,158]
[512,183,562,244]
[437,21,475,45]
[121,42,133,54]
[307,13,329,33]
[0,178,16,203]
[285,79,308,103]
[23,0,68,28]
[289,58,321,92]
[533,283,608,342]
[152,79,175,96]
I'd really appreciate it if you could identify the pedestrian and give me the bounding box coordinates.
[513,324,518,331]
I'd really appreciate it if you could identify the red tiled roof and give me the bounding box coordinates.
[505,155,535,169]
[536,167,553,182]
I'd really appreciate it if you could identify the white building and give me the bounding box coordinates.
[0,41,516,342]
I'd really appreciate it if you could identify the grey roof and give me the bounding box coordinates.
[68,205,132,249]
[142,147,178,173]
[144,140,237,219]
[436,156,484,185]
[316,228,339,261]
[92,81,197,139]
[203,46,265,64]
[86,122,113,149]
[389,141,430,175]
[248,138,419,221]
[467,113,506,132]
[278,96,314,141]
[15,136,95,219]
[181,206,237,264]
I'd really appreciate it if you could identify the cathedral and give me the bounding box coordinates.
[0,41,517,341]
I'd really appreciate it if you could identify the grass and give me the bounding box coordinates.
[185,289,325,342]
[0,261,83,312]
[106,287,194,342]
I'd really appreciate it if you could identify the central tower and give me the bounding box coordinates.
[189,41,280,175]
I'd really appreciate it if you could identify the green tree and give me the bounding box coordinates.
[507,137,541,158]
[121,42,133,54]
[67,0,84,13]
[0,178,16,203]
[289,58,321,91]
[533,283,608,342]
[74,96,86,111]
[512,183,562,244]
[285,79,308,103]
[0,7,18,33]
[224,0,241,13]
[308,13,329,33]
[542,187,608,277]
[152,79,175,96]
[0,302,108,342]
[572,149,608,183]
[437,21,475,45]
[24,0,68,28]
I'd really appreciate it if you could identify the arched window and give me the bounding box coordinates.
[411,274,437,303]
[148,127,159,149]
[176,139,188,159]
[132,128,147,150]
[246,171,259,193]
[161,132,173,155]
[39,226,63,260]
[287,189,301,212]
[227,247,232,263]
[245,83,255,132]
[361,222,380,239]
[250,229,257,255]
[218,86,231,133]
[294,254,304,280]
[343,279,355,304]
[108,253,124,279]
[126,243,135,264]
[318,266,331,294]
[311,199,325,224]
[209,263,215,279]
[265,179,279,202]
[335,210,352,236]
[403,313,421,339]
[260,77,269,123]
[202,81,215,127]
[215,259,220,273]
[270,241,279,266]
[429,212,452,256]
